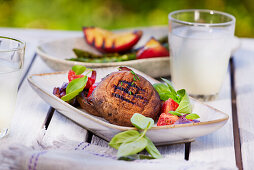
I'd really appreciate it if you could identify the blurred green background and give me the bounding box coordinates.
[0,0,253,37]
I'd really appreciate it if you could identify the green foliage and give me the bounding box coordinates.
[0,0,253,37]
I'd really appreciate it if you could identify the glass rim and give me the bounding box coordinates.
[0,36,25,52]
[168,9,236,27]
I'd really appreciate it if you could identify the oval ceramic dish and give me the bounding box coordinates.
[37,26,240,78]
[37,26,170,78]
[28,67,229,145]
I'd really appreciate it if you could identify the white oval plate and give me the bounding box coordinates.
[37,26,170,78]
[37,26,240,77]
[28,67,228,145]
[37,26,240,78]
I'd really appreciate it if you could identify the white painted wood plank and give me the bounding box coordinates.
[189,70,236,163]
[0,27,81,43]
[91,136,109,147]
[42,111,88,144]
[234,39,254,170]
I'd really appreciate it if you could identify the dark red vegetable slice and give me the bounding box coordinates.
[85,70,97,89]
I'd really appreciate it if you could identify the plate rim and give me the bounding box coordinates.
[27,69,229,131]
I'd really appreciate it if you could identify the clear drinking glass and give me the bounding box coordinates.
[0,36,25,138]
[168,9,235,100]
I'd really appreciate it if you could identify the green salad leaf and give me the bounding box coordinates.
[72,65,86,75]
[153,78,180,103]
[117,138,148,158]
[175,89,192,114]
[161,78,177,96]
[153,83,171,101]
[118,154,155,161]
[186,113,200,120]
[169,111,182,116]
[61,90,81,102]
[66,76,87,94]
[109,113,162,160]
[131,113,154,130]
[145,136,162,159]
[61,76,88,101]
[109,130,140,149]
[177,89,185,101]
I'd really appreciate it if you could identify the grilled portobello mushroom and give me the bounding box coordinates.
[78,69,161,127]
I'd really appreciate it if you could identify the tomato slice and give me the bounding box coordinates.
[67,69,97,97]
[68,70,84,82]
[157,113,179,126]
[161,98,179,114]
[85,70,97,89]
[87,83,98,97]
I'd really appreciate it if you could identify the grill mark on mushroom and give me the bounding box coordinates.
[112,93,135,104]
[112,80,149,105]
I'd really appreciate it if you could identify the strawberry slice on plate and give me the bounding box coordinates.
[83,27,142,53]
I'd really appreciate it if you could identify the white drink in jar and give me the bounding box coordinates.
[0,60,21,137]
[169,26,232,95]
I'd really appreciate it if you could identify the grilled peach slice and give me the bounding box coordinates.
[136,37,169,59]
[83,27,142,53]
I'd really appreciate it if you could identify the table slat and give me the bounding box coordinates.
[189,71,236,164]
[42,111,88,145]
[234,39,254,170]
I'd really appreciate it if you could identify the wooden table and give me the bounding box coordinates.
[0,27,252,170]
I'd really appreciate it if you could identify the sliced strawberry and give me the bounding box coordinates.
[161,98,179,114]
[157,113,179,126]
[68,70,84,82]
[83,27,142,53]
[136,37,169,59]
